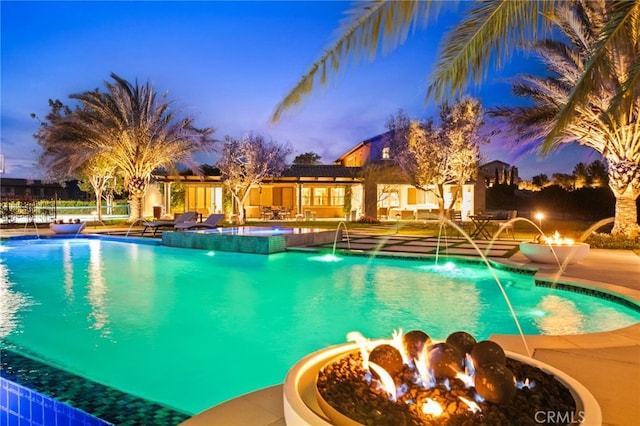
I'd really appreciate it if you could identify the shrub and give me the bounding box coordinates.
[584,233,640,250]
[356,215,380,224]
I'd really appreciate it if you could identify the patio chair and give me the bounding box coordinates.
[448,210,469,236]
[142,211,198,236]
[174,214,225,231]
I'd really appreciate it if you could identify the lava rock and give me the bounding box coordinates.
[368,344,404,378]
[446,331,477,356]
[402,330,432,361]
[427,342,463,379]
[471,340,506,368]
[474,363,517,404]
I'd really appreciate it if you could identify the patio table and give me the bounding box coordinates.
[468,214,494,239]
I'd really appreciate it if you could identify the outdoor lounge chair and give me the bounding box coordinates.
[174,214,224,231]
[142,211,198,236]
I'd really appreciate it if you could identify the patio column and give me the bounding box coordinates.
[296,183,303,215]
[163,182,172,216]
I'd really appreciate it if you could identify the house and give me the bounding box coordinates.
[149,133,488,221]
[149,165,363,220]
[479,160,519,187]
[334,133,484,220]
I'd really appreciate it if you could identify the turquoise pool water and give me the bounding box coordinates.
[1,238,638,415]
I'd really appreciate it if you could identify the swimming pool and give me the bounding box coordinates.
[1,238,638,416]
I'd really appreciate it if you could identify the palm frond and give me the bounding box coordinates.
[271,0,436,123]
[427,0,561,101]
[543,0,640,153]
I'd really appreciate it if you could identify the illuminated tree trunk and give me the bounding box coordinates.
[128,177,148,222]
[608,159,640,238]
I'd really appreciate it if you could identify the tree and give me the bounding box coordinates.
[531,174,549,189]
[271,0,640,150]
[552,173,575,191]
[217,134,291,224]
[573,163,589,189]
[386,98,485,217]
[293,152,322,165]
[75,155,121,220]
[490,1,640,237]
[34,73,215,221]
[35,101,120,220]
[587,160,608,188]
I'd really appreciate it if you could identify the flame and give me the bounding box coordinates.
[456,354,476,388]
[369,361,397,401]
[517,378,536,389]
[391,328,410,364]
[456,371,475,388]
[422,398,443,416]
[347,331,373,369]
[415,345,436,388]
[544,231,574,245]
[458,396,482,413]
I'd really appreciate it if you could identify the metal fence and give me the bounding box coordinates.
[0,197,129,224]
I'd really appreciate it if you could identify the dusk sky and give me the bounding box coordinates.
[1,1,601,180]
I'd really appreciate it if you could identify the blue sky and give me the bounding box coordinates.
[1,1,600,180]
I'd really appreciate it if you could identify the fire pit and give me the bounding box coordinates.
[520,232,590,265]
[49,220,86,235]
[283,330,601,425]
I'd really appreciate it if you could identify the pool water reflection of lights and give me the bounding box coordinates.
[0,238,638,415]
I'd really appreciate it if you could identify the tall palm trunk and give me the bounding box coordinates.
[608,159,640,237]
[128,177,148,222]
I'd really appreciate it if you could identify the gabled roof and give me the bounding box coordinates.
[479,160,511,169]
[335,131,391,163]
[282,164,361,178]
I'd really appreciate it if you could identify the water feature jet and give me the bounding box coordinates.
[23,221,40,238]
[331,221,350,258]
[125,218,147,237]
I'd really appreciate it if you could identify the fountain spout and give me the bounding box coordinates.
[331,221,351,257]
[125,218,147,237]
[24,220,40,239]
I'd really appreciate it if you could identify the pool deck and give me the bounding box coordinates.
[2,228,639,425]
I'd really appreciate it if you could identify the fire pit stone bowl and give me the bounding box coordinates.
[49,221,86,235]
[283,339,601,425]
[520,232,589,265]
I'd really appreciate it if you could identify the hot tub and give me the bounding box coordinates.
[162,226,340,254]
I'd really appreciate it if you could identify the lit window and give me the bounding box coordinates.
[382,147,390,159]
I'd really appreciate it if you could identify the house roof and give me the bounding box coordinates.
[335,131,390,163]
[282,164,361,178]
[479,160,512,169]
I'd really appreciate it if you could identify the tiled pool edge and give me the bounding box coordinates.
[534,279,640,314]
[1,348,190,425]
[162,228,339,254]
[1,376,111,426]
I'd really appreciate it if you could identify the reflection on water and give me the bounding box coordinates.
[63,242,74,302]
[534,295,585,334]
[0,258,31,339]
[87,240,110,337]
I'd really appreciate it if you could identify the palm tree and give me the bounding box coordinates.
[490,0,640,237]
[273,1,639,129]
[36,73,215,221]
